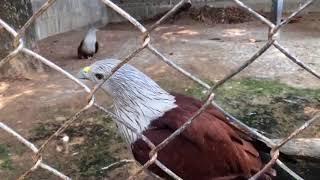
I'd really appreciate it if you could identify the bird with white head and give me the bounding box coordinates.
[77,27,99,59]
[78,59,277,180]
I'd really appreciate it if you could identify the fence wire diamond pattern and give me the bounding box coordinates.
[0,0,319,180]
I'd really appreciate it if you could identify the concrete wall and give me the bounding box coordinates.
[16,0,320,40]
[200,0,320,13]
[107,0,174,23]
[31,0,109,39]
[104,0,320,23]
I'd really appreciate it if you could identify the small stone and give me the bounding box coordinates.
[249,38,256,43]
[72,152,79,156]
[62,135,70,143]
[86,117,94,122]
[55,116,66,122]
[56,145,63,152]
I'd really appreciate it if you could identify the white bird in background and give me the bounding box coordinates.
[77,27,99,59]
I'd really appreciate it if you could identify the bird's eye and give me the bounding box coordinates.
[95,73,104,80]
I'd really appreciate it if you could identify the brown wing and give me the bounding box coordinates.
[132,93,275,180]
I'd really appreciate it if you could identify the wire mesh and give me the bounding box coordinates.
[0,0,319,179]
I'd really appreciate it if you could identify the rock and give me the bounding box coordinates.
[55,116,66,122]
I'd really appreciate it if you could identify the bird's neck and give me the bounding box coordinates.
[104,72,177,143]
[112,88,176,144]
[84,30,96,43]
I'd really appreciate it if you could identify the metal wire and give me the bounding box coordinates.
[0,0,319,180]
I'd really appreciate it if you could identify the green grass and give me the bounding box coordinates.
[185,78,320,137]
[185,78,320,100]
[30,111,125,179]
[218,78,320,99]
[73,115,120,178]
[0,144,13,171]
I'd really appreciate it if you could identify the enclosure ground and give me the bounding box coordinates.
[1,15,320,179]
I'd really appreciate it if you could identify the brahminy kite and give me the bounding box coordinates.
[78,59,278,180]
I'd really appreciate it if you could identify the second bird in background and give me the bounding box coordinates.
[77,27,99,59]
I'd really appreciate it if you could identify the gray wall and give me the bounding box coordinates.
[107,0,175,23]
[31,0,109,39]
[107,0,320,24]
[21,0,320,40]
[206,0,320,13]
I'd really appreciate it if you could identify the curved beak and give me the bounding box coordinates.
[77,66,91,80]
[77,71,87,80]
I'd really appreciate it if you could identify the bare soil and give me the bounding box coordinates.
[1,13,320,179]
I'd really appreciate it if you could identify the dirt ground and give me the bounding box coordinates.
[1,12,320,180]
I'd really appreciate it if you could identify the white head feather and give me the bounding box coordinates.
[78,59,177,143]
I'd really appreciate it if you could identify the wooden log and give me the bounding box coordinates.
[272,138,320,160]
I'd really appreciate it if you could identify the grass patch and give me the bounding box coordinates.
[0,144,13,171]
[185,78,320,137]
[73,115,121,178]
[30,111,126,179]
[217,79,320,99]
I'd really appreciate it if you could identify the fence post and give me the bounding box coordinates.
[269,0,284,39]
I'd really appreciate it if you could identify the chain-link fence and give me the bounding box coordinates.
[0,0,319,179]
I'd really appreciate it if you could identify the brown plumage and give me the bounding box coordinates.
[132,93,275,180]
